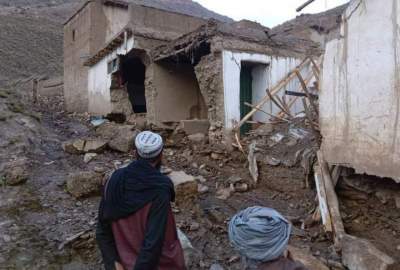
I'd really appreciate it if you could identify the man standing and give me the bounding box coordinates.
[96,131,185,270]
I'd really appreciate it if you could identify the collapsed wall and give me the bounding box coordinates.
[320,0,400,182]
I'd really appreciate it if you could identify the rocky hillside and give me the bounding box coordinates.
[0,0,231,86]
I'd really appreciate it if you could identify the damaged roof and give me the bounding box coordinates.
[151,19,322,64]
[270,4,348,42]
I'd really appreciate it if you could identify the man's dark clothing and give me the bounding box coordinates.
[96,160,185,270]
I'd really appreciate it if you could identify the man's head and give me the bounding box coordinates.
[134,131,164,168]
[228,206,291,263]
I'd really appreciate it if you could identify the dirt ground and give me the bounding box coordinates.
[0,87,399,270]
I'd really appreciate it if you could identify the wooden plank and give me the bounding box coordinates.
[309,57,320,74]
[317,151,346,247]
[314,164,333,233]
[235,58,311,130]
[302,98,318,135]
[244,102,290,123]
[267,89,292,117]
[295,70,319,114]
[277,71,315,118]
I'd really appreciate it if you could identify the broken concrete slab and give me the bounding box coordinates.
[341,234,395,270]
[168,171,198,202]
[66,171,102,198]
[180,119,210,135]
[62,139,85,154]
[83,139,107,153]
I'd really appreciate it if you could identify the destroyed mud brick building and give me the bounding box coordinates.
[320,0,400,183]
[63,0,231,114]
[63,0,346,136]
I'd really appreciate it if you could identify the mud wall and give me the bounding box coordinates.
[320,0,400,182]
[195,53,225,126]
[129,3,206,35]
[88,37,134,115]
[148,62,207,123]
[222,50,311,129]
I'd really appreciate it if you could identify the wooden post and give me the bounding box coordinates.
[314,164,333,233]
[317,151,346,247]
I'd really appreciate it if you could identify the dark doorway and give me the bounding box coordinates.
[121,56,147,113]
[240,64,253,135]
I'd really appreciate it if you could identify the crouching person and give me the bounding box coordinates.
[96,131,186,270]
[228,207,309,270]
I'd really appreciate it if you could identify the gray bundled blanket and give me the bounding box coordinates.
[228,206,291,263]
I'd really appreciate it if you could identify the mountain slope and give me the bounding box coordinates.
[0,0,231,86]
[0,14,63,85]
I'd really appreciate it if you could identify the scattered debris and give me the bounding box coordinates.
[83,139,107,153]
[180,120,210,135]
[168,171,198,203]
[83,153,97,164]
[62,139,85,154]
[288,245,329,270]
[216,187,233,200]
[188,133,207,143]
[341,234,395,270]
[177,229,196,269]
[247,141,259,184]
[198,184,209,194]
[209,263,224,270]
[96,122,139,153]
[90,117,106,127]
[1,158,30,186]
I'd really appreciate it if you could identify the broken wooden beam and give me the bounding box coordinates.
[313,164,333,233]
[267,89,292,118]
[244,102,290,123]
[317,151,345,247]
[235,58,311,130]
[248,141,259,184]
[295,70,319,114]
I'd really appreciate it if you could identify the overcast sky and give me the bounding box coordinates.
[195,0,349,28]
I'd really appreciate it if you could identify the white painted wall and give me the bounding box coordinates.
[222,50,313,129]
[320,0,400,182]
[88,36,134,115]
